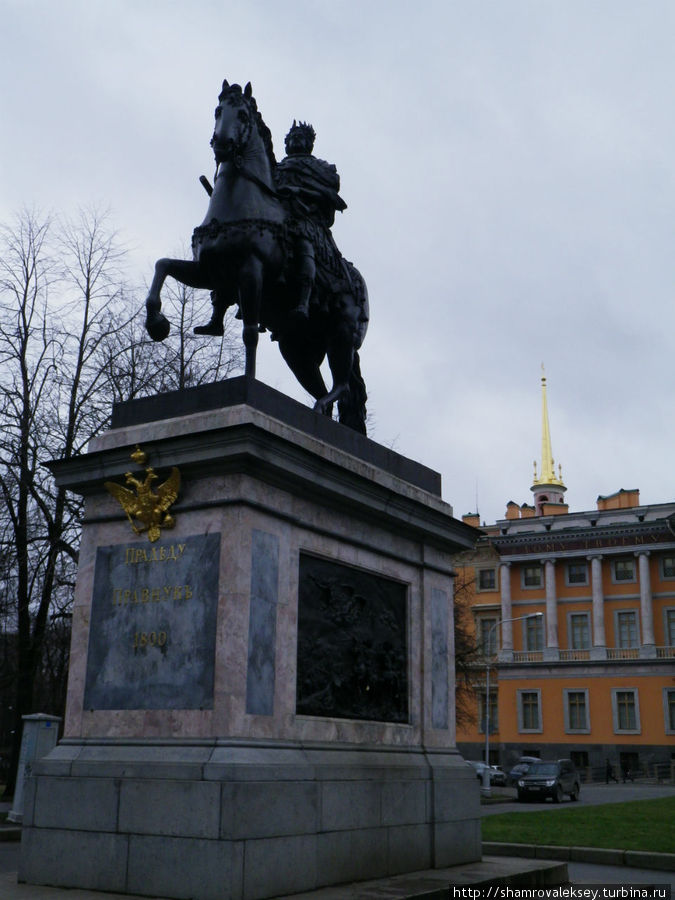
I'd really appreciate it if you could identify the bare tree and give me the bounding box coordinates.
[453,570,482,731]
[0,208,126,792]
[103,276,243,401]
[0,208,243,794]
[0,211,57,793]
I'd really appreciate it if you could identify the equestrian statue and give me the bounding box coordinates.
[144,80,369,433]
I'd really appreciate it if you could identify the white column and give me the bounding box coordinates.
[588,554,606,659]
[499,563,513,660]
[637,551,656,657]
[544,558,558,659]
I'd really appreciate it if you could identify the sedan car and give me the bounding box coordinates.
[466,761,507,785]
[517,759,581,803]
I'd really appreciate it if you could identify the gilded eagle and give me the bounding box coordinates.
[105,466,181,542]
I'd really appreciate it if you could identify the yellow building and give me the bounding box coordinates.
[455,374,675,779]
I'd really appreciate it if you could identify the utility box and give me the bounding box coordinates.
[8,714,61,824]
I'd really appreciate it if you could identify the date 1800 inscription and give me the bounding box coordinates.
[83,533,220,710]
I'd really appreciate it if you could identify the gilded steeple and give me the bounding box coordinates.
[532,366,565,488]
[531,367,566,514]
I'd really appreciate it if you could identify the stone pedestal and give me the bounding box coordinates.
[20,378,480,900]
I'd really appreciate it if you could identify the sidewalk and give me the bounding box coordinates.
[484,842,675,872]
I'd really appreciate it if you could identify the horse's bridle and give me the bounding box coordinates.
[211,101,282,202]
[211,103,284,203]
[211,100,253,165]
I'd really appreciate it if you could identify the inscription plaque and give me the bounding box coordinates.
[83,533,220,710]
[296,554,408,723]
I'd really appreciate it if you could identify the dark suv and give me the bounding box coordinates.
[507,755,540,786]
[516,759,580,803]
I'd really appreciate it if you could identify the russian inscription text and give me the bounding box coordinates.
[83,533,220,710]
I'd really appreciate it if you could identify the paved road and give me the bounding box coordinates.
[481,780,675,815]
[567,861,675,890]
[0,845,18,876]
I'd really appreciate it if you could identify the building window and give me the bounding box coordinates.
[569,613,590,650]
[661,556,675,580]
[566,562,588,585]
[517,690,542,732]
[665,609,675,647]
[522,565,543,588]
[612,558,636,583]
[479,691,498,734]
[664,689,675,734]
[564,689,590,732]
[478,617,498,656]
[524,615,544,651]
[477,568,496,591]
[570,750,589,770]
[612,688,640,734]
[616,610,639,648]
[522,748,541,758]
[619,751,639,779]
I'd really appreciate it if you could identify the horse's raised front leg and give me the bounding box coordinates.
[145,258,212,342]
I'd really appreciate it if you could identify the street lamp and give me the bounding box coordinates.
[482,611,544,797]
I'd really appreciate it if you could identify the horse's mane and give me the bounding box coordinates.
[218,81,277,171]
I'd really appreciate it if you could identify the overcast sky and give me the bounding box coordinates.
[2,0,673,525]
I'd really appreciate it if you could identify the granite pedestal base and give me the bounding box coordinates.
[21,741,479,899]
[20,379,480,900]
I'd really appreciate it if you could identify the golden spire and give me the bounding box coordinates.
[532,365,565,488]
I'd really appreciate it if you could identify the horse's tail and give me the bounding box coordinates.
[338,351,367,434]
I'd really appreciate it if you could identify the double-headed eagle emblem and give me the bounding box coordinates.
[104,446,180,542]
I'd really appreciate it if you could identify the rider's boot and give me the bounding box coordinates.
[289,277,312,320]
[288,240,314,321]
[194,290,226,336]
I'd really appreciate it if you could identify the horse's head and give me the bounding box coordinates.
[211,81,253,163]
[211,80,275,168]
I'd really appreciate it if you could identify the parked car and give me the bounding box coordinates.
[466,761,507,786]
[489,765,507,786]
[466,760,488,781]
[516,759,581,803]
[507,756,541,786]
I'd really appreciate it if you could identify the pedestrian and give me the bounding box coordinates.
[605,758,618,784]
[622,764,634,783]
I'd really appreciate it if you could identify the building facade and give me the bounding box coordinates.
[455,375,675,779]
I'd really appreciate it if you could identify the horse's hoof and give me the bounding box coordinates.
[313,399,333,418]
[146,312,171,342]
[194,322,224,336]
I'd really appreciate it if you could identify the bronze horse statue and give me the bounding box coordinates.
[145,80,368,433]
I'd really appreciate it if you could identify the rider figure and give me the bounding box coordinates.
[276,121,347,319]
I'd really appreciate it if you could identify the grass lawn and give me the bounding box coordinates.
[482,797,675,855]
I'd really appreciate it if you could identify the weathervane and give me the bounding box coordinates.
[104,446,180,542]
